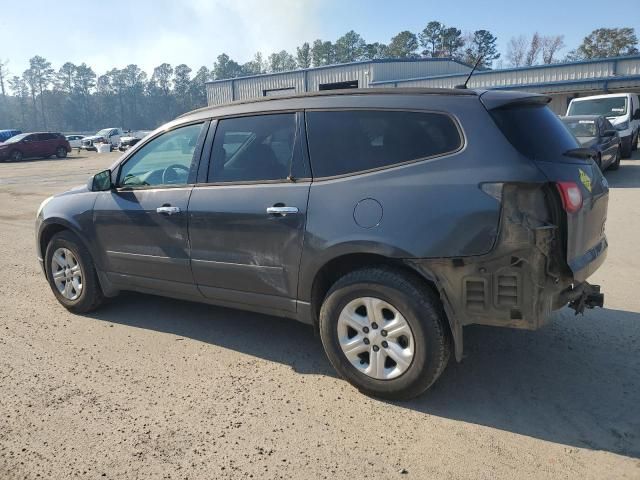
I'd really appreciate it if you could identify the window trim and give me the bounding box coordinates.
[113,120,209,191]
[198,111,312,187]
[303,107,466,181]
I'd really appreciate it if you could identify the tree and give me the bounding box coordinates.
[242,52,266,75]
[463,30,500,67]
[27,55,54,129]
[334,30,365,63]
[213,53,243,80]
[574,28,638,59]
[361,42,388,60]
[441,27,464,58]
[56,62,76,94]
[311,40,335,66]
[267,50,297,73]
[0,59,8,97]
[506,35,527,67]
[189,66,210,108]
[8,75,28,127]
[419,21,443,57]
[525,32,542,66]
[151,63,173,96]
[173,64,192,111]
[387,31,419,58]
[296,42,311,68]
[541,35,565,64]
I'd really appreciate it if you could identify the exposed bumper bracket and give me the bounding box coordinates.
[568,282,604,315]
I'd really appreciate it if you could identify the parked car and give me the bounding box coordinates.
[0,129,22,142]
[118,130,151,151]
[560,115,621,171]
[567,93,640,158]
[0,132,71,162]
[65,134,85,149]
[35,89,608,399]
[80,128,124,151]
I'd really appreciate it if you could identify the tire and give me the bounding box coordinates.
[319,267,450,400]
[55,146,67,158]
[609,146,621,171]
[621,138,632,159]
[632,130,638,151]
[10,150,23,162]
[44,230,104,313]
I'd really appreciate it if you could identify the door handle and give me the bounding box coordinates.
[156,206,181,215]
[266,206,299,216]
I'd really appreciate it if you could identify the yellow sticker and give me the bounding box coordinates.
[579,169,592,192]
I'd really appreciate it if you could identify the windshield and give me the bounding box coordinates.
[96,129,112,136]
[4,133,28,143]
[562,119,597,137]
[568,97,628,117]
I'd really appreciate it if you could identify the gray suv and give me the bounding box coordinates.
[35,89,608,399]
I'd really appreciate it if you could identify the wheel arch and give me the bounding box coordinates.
[305,251,456,357]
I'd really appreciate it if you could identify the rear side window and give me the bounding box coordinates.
[306,110,462,178]
[208,113,296,183]
[491,105,578,161]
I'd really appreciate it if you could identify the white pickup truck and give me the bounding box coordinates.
[79,128,124,151]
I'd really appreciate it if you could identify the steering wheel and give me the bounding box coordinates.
[162,164,190,185]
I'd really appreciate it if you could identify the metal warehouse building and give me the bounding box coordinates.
[206,55,640,114]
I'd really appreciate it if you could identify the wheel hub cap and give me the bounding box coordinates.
[337,297,415,380]
[51,247,83,300]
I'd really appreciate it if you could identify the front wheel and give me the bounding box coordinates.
[319,268,450,400]
[45,231,104,313]
[10,150,23,161]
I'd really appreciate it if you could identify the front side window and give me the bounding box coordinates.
[306,110,462,178]
[208,113,296,183]
[118,123,204,187]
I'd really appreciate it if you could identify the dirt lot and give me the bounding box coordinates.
[1,149,639,479]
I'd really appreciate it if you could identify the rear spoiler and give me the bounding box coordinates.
[479,90,552,110]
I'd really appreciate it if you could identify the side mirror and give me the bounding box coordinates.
[91,169,113,191]
[603,129,617,137]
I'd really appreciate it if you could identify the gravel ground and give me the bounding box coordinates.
[1,149,639,479]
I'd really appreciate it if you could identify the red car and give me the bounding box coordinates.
[0,132,71,162]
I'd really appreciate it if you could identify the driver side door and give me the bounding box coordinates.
[93,121,208,296]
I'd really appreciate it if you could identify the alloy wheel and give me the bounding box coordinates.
[51,247,83,300]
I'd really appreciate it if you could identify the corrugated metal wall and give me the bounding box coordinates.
[206,59,471,106]
[206,56,640,109]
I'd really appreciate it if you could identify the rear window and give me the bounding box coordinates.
[562,118,597,137]
[491,105,579,161]
[568,97,627,117]
[306,110,462,178]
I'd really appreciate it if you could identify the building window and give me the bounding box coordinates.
[318,80,359,91]
[263,87,296,97]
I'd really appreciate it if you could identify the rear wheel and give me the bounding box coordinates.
[45,231,104,313]
[609,146,621,171]
[55,146,67,158]
[319,267,450,400]
[10,150,23,162]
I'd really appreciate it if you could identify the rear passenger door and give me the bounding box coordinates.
[188,112,310,313]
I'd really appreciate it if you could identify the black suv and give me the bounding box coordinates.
[35,89,608,399]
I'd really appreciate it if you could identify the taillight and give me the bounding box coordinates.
[556,182,583,213]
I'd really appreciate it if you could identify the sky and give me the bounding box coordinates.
[0,0,638,79]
